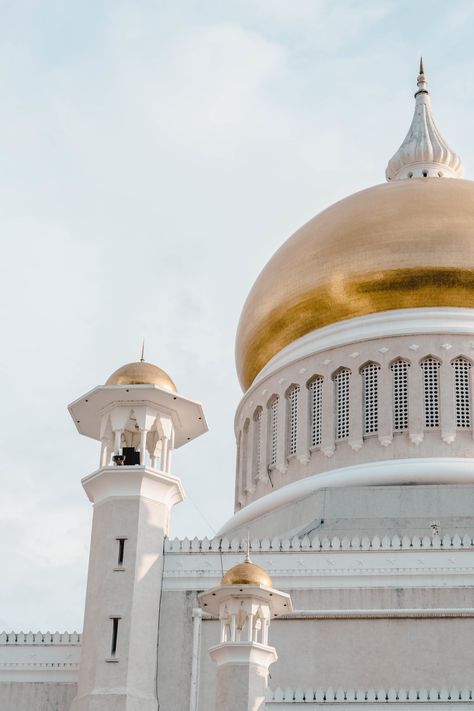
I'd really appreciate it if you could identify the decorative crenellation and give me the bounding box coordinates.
[266,687,473,702]
[164,533,474,554]
[0,631,80,645]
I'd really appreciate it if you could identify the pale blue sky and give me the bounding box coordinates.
[1,0,474,629]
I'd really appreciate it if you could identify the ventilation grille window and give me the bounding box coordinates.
[236,430,242,485]
[391,359,409,432]
[268,397,279,467]
[421,357,441,428]
[452,357,472,429]
[241,420,250,487]
[362,363,380,435]
[253,407,263,476]
[333,369,350,440]
[286,385,300,456]
[308,376,323,448]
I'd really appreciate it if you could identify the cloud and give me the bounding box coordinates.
[0,1,473,629]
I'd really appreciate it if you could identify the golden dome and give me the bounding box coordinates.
[221,560,272,587]
[236,178,474,390]
[106,361,177,392]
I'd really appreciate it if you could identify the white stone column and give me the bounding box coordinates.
[245,419,255,495]
[70,466,184,711]
[189,608,203,711]
[296,383,310,464]
[440,359,456,444]
[256,406,269,484]
[408,358,424,445]
[235,430,243,509]
[349,369,363,452]
[210,643,277,711]
[321,376,335,457]
[275,396,287,475]
[378,365,393,447]
[241,420,250,497]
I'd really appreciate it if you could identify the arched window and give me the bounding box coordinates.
[361,362,380,435]
[391,359,410,432]
[452,356,472,429]
[333,368,350,440]
[286,385,300,456]
[253,407,263,478]
[236,430,242,495]
[420,356,441,428]
[241,419,250,489]
[267,396,279,467]
[308,376,323,448]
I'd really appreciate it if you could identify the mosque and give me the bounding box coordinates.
[3,62,474,710]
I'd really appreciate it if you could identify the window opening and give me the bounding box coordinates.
[286,385,300,456]
[333,369,350,440]
[253,407,263,477]
[308,376,323,448]
[391,359,409,432]
[421,357,441,428]
[268,397,279,467]
[110,618,120,657]
[241,420,250,488]
[116,538,126,567]
[362,363,380,435]
[452,357,472,429]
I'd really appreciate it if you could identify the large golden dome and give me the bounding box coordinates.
[106,361,177,392]
[236,178,474,390]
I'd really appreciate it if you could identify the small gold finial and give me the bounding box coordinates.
[419,56,424,76]
[140,339,145,363]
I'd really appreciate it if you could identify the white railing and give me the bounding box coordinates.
[0,631,80,644]
[165,533,474,554]
[266,687,473,702]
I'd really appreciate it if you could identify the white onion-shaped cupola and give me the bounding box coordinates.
[386,59,463,180]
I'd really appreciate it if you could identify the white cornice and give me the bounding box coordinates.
[217,458,474,536]
[163,544,474,591]
[209,641,277,668]
[81,465,185,507]
[251,308,474,390]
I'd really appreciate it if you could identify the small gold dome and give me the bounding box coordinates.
[236,178,474,390]
[221,560,272,587]
[106,361,177,392]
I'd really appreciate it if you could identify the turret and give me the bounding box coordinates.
[69,357,207,711]
[200,552,292,711]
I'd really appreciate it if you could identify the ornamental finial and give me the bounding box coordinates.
[385,60,463,180]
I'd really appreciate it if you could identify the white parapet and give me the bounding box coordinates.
[0,631,81,682]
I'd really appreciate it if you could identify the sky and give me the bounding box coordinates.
[2,0,474,631]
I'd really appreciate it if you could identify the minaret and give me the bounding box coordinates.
[386,58,463,180]
[69,357,207,711]
[199,551,292,711]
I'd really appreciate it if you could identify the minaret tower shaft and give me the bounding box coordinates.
[69,358,207,711]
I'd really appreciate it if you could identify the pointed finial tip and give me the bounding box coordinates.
[419,56,424,76]
[140,339,145,363]
[245,531,251,563]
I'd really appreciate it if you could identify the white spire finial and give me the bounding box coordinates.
[385,59,463,181]
[245,531,251,563]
